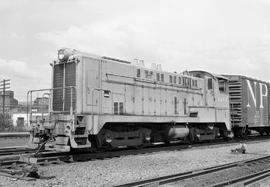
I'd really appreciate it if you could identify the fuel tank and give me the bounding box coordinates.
[168,125,189,140]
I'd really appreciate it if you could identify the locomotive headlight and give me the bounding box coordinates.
[58,52,65,60]
[58,48,73,62]
[58,49,66,61]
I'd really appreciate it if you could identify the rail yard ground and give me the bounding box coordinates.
[0,136,29,148]
[0,132,29,148]
[1,140,270,186]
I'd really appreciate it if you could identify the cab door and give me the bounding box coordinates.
[85,57,100,114]
[205,77,215,107]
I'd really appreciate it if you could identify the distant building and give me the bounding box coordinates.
[0,91,50,128]
[11,97,49,127]
[0,90,18,113]
[32,97,49,113]
[12,113,49,127]
[13,104,28,113]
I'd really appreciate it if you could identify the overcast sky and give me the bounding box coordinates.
[1,0,270,101]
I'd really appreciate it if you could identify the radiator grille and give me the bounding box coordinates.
[53,62,76,111]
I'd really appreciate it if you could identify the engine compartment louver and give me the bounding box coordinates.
[53,62,76,112]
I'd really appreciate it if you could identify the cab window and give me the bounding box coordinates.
[169,75,172,83]
[156,73,160,81]
[208,78,213,89]
[218,80,227,92]
[136,69,141,78]
[161,74,164,82]
[178,77,181,84]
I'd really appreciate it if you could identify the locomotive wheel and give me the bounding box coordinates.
[187,128,195,144]
[94,126,151,149]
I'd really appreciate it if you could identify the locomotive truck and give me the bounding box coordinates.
[29,48,231,152]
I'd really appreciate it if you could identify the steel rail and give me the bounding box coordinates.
[210,168,270,186]
[115,162,240,187]
[0,147,35,156]
[0,132,29,138]
[116,155,270,187]
[0,135,269,166]
[1,135,270,182]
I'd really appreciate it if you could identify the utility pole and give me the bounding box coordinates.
[0,79,10,129]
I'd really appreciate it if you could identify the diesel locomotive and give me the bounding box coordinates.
[29,48,233,152]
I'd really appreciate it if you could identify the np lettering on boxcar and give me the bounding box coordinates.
[226,75,270,137]
[246,80,268,109]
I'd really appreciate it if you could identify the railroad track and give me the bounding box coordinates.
[0,144,190,169]
[117,155,270,187]
[0,146,36,156]
[0,135,270,168]
[0,135,270,181]
[0,132,29,138]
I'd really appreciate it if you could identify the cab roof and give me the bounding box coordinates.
[189,70,229,81]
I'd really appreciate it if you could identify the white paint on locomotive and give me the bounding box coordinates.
[29,48,231,151]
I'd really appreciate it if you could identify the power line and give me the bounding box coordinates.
[0,79,10,128]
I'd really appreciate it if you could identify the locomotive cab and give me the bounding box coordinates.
[189,71,231,140]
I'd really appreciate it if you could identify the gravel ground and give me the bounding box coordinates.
[254,177,270,187]
[0,137,29,148]
[169,154,270,186]
[1,140,270,187]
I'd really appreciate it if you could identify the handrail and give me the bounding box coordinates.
[27,86,76,125]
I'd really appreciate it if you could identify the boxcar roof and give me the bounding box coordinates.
[224,74,270,84]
